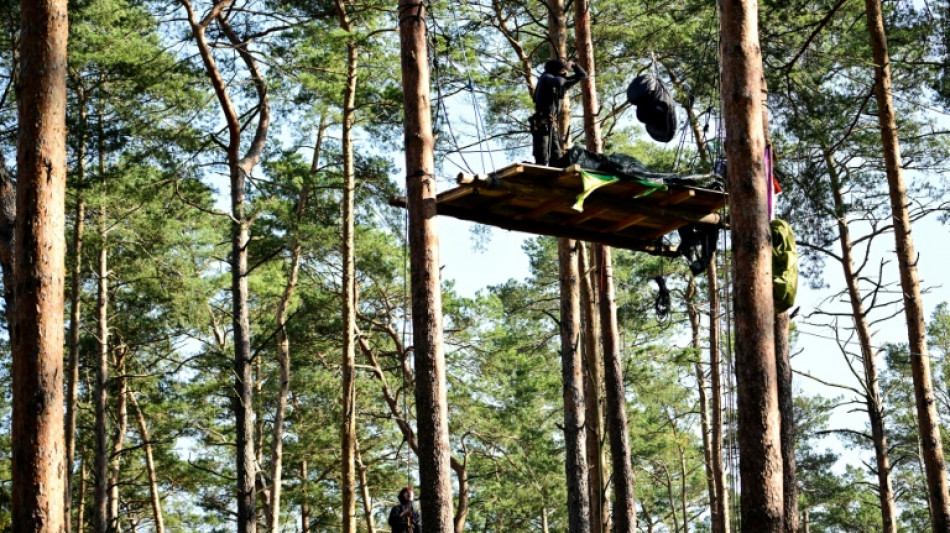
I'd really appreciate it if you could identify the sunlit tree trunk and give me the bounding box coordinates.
[687,277,718,531]
[65,92,87,533]
[397,0,455,527]
[108,347,128,531]
[93,163,110,533]
[12,2,69,531]
[719,0,783,530]
[129,392,165,533]
[708,256,731,533]
[338,1,360,528]
[180,4,271,532]
[863,1,950,529]
[824,151,896,533]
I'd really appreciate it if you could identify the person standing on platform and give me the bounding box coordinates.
[531,58,588,166]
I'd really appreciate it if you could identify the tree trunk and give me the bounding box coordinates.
[93,183,110,533]
[128,392,165,533]
[78,458,87,533]
[559,237,592,533]
[687,277,718,532]
[596,246,637,533]
[707,257,731,533]
[547,0,591,530]
[579,245,606,533]
[338,3,360,529]
[356,442,377,533]
[825,151,897,533]
[180,5,272,531]
[718,1,784,530]
[108,347,128,532]
[65,94,87,533]
[300,458,310,533]
[863,1,950,529]
[773,312,798,533]
[12,1,68,531]
[573,5,614,530]
[397,0,455,527]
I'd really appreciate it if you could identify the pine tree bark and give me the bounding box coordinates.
[687,277,718,532]
[181,4,271,532]
[825,150,896,533]
[863,1,950,529]
[12,1,68,531]
[708,256,731,533]
[397,0,455,527]
[718,0,784,530]
[774,312,797,533]
[338,1,360,528]
[128,393,165,533]
[300,459,310,533]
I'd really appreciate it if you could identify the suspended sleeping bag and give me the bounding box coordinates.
[771,219,798,314]
[626,74,678,143]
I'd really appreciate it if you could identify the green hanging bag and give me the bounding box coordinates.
[771,219,798,314]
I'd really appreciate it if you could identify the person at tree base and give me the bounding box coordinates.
[531,58,588,166]
[389,487,421,533]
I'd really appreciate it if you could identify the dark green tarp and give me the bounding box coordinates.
[561,144,723,190]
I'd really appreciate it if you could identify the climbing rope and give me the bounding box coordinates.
[401,207,413,488]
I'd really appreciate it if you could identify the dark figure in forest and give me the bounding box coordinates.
[389,487,421,533]
[531,58,588,166]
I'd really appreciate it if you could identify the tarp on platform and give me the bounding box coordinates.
[561,145,723,190]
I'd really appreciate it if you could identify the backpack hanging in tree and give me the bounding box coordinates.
[771,219,798,314]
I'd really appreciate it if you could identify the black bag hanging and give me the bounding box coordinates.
[626,74,678,143]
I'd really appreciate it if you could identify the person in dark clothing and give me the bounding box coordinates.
[531,58,588,166]
[388,487,421,533]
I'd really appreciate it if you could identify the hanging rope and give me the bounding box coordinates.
[401,207,413,487]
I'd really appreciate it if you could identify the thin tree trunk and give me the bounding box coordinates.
[679,448,689,533]
[267,118,323,533]
[338,2,360,528]
[718,1,783,530]
[579,245,606,533]
[773,312,797,533]
[180,5,272,532]
[65,94,87,533]
[687,277,718,532]
[12,1,68,530]
[542,508,550,533]
[548,0,591,529]
[597,246,637,533]
[300,458,310,533]
[128,392,165,533]
[108,347,128,532]
[93,174,110,533]
[355,442,377,533]
[707,256,731,533]
[78,457,87,533]
[863,1,950,529]
[825,151,896,533]
[397,0,455,527]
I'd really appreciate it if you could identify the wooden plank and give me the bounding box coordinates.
[605,214,648,233]
[665,189,696,205]
[514,198,563,220]
[564,206,609,226]
[437,187,475,204]
[432,203,680,256]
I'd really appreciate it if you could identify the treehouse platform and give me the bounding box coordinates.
[392,163,727,256]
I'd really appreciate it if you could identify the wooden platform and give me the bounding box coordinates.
[392,163,727,255]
